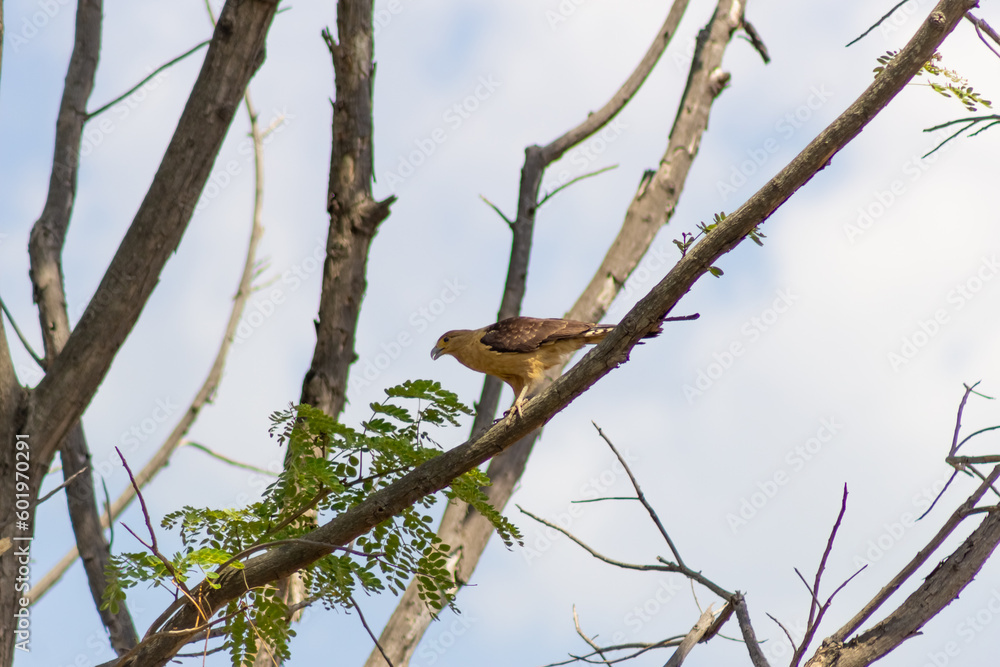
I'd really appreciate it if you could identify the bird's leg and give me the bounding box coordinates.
[508,386,530,419]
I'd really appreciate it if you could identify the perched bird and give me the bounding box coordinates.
[430,316,663,417]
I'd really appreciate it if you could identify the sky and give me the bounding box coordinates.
[2,0,1000,666]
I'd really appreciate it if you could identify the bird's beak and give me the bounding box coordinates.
[430,345,443,361]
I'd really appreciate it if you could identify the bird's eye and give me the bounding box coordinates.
[442,337,450,343]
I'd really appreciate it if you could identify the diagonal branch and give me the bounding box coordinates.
[101,2,975,664]
[20,0,140,652]
[28,84,271,605]
[808,477,1000,666]
[24,0,279,470]
[592,421,686,568]
[833,463,1000,642]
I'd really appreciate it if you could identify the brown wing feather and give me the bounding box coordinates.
[479,317,595,353]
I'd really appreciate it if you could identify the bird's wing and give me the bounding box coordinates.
[480,317,597,353]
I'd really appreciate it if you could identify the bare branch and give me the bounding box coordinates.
[479,194,514,227]
[351,595,394,667]
[572,605,609,665]
[811,482,1000,666]
[663,606,716,667]
[591,422,685,567]
[29,64,272,605]
[792,485,851,667]
[846,0,912,47]
[965,12,1000,59]
[36,466,88,504]
[834,463,1000,642]
[25,0,279,469]
[0,297,43,367]
[184,442,278,476]
[734,594,772,667]
[537,165,619,208]
[87,40,211,119]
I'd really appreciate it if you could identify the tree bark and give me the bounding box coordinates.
[805,492,1000,666]
[0,0,279,664]
[24,0,139,650]
[258,1,395,663]
[301,0,395,419]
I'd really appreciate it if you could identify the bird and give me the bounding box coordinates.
[430,316,664,418]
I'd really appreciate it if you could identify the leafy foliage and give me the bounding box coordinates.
[674,211,765,277]
[876,51,993,112]
[103,380,521,665]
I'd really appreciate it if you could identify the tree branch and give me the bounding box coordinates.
[96,1,975,664]
[29,52,272,608]
[833,464,1000,642]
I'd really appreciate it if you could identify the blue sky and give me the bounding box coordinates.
[3,1,1000,666]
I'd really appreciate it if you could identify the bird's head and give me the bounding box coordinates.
[430,330,465,360]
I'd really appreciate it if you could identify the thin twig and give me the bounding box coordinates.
[808,486,849,626]
[537,165,619,207]
[834,463,1000,641]
[479,195,514,227]
[0,296,44,366]
[959,464,1000,501]
[36,467,88,504]
[767,612,796,650]
[185,441,278,476]
[571,496,637,504]
[966,12,1000,59]
[917,469,960,521]
[592,422,686,568]
[516,504,732,599]
[949,382,980,456]
[846,0,911,47]
[953,425,1000,455]
[739,19,771,64]
[116,447,205,622]
[572,605,610,665]
[87,40,211,118]
[540,637,684,667]
[351,594,394,667]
